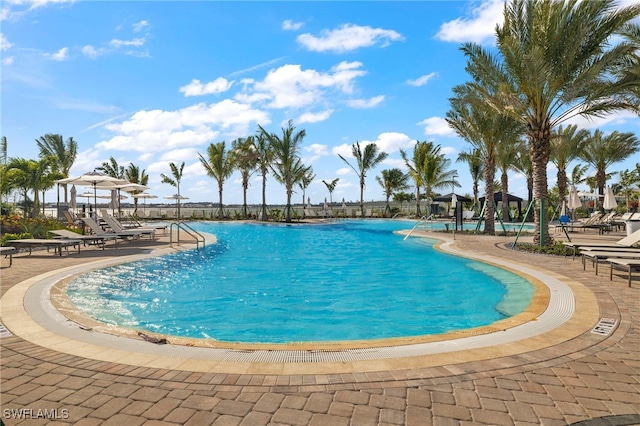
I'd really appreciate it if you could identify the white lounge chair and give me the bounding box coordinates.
[82,217,141,242]
[49,229,117,249]
[100,213,155,240]
[608,258,640,287]
[565,228,640,259]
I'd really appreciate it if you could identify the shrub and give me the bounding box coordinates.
[510,241,573,256]
[1,232,32,246]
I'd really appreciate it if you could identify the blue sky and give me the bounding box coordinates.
[2,0,639,206]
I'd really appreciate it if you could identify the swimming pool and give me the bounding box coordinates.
[67,220,534,344]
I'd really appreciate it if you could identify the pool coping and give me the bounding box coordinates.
[0,230,601,375]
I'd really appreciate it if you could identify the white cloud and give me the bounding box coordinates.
[347,95,384,109]
[418,116,456,136]
[179,78,234,97]
[46,47,68,61]
[2,56,13,65]
[297,110,333,124]
[132,20,149,33]
[305,143,329,156]
[282,19,303,31]
[297,24,404,53]
[236,61,367,110]
[0,33,13,50]
[332,144,353,158]
[81,45,104,58]
[440,146,457,155]
[384,158,407,169]
[336,167,352,176]
[407,72,437,87]
[97,100,270,152]
[361,132,416,154]
[159,148,200,162]
[435,0,503,45]
[110,37,145,48]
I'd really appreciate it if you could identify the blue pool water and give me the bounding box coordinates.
[67,220,534,343]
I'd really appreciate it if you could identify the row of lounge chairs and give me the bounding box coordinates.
[2,212,168,266]
[568,229,640,287]
[557,212,637,234]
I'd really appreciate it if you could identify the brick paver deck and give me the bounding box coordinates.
[1,226,638,425]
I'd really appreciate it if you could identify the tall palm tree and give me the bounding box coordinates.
[252,132,273,221]
[496,138,525,221]
[160,162,185,219]
[550,125,589,203]
[125,163,149,214]
[456,149,483,214]
[199,142,235,219]
[36,134,78,204]
[579,130,640,208]
[96,156,125,179]
[259,120,307,223]
[232,136,258,219]
[400,142,429,217]
[6,157,56,218]
[447,84,523,234]
[322,178,339,205]
[376,168,409,217]
[299,168,315,212]
[339,141,388,217]
[512,141,534,221]
[460,0,640,245]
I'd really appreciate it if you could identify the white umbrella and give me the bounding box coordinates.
[132,192,157,214]
[560,200,566,217]
[69,185,77,210]
[568,185,581,209]
[164,194,189,219]
[307,197,312,209]
[56,172,130,216]
[603,186,618,210]
[451,193,458,208]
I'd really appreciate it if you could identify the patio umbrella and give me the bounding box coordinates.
[56,172,130,217]
[568,185,581,210]
[132,192,157,214]
[69,185,77,210]
[164,194,189,219]
[603,186,618,210]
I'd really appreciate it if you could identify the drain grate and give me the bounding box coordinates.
[0,322,13,338]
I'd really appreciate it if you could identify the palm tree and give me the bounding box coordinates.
[259,120,307,223]
[36,134,78,204]
[421,143,458,217]
[199,142,235,219]
[96,156,125,179]
[456,149,483,214]
[232,136,258,219]
[550,125,589,203]
[496,138,525,221]
[322,178,339,206]
[299,168,315,213]
[252,132,273,221]
[339,141,388,217]
[125,163,149,214]
[6,157,56,218]
[579,130,640,208]
[512,142,534,221]
[460,0,640,245]
[618,168,640,209]
[400,142,429,217]
[447,84,523,234]
[376,168,409,217]
[160,162,185,219]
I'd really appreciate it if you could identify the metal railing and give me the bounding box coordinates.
[169,221,205,250]
[403,215,435,240]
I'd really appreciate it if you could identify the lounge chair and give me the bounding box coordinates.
[101,210,164,236]
[608,258,640,287]
[1,246,16,266]
[582,250,640,275]
[82,217,142,242]
[565,228,640,259]
[49,229,117,250]
[5,238,82,256]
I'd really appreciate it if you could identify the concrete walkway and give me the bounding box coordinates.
[0,226,638,425]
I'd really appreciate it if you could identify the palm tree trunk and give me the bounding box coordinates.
[415,187,422,217]
[242,182,248,219]
[261,174,268,221]
[529,121,553,246]
[218,184,224,220]
[484,158,496,235]
[557,168,567,204]
[501,172,509,222]
[359,180,365,217]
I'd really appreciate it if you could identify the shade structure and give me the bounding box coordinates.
[132,192,157,214]
[433,192,472,203]
[568,185,581,210]
[603,186,617,210]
